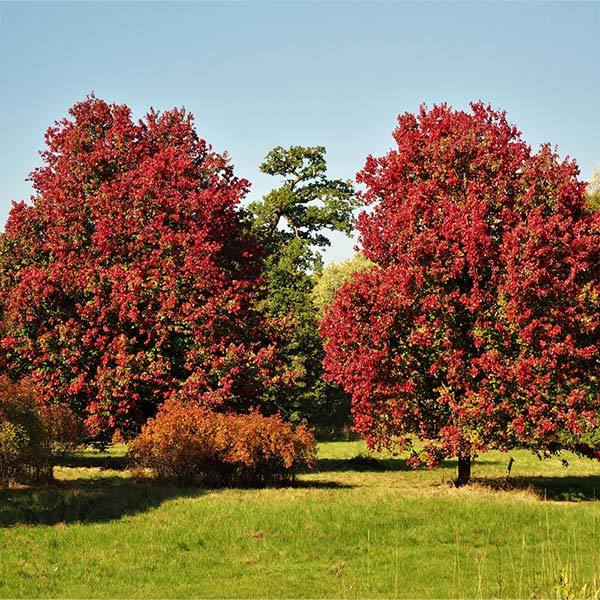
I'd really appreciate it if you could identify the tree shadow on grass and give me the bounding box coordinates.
[0,477,204,527]
[315,455,414,473]
[316,455,497,474]
[441,458,498,470]
[292,479,354,489]
[55,454,127,470]
[0,472,352,527]
[473,475,600,502]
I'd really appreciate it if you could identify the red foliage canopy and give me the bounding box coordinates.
[322,103,599,466]
[0,96,281,439]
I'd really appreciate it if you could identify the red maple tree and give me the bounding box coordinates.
[0,96,282,440]
[321,103,599,484]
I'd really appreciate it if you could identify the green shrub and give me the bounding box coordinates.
[559,428,600,460]
[0,376,83,486]
[0,377,52,485]
[0,420,28,486]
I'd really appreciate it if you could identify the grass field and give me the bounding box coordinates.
[0,440,599,598]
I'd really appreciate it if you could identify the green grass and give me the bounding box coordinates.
[0,441,599,598]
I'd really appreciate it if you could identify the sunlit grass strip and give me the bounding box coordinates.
[0,441,598,598]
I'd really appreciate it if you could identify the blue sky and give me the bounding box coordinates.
[1,1,598,262]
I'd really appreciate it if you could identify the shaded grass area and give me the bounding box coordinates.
[473,475,600,502]
[55,454,126,471]
[0,442,598,598]
[0,477,201,527]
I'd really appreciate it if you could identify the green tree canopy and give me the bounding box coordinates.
[587,163,600,210]
[249,146,357,429]
[312,253,374,317]
[250,145,356,262]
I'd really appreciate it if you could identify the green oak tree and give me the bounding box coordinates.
[249,146,357,430]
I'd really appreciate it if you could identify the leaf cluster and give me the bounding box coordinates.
[250,145,357,261]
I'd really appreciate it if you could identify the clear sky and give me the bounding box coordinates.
[1,1,599,262]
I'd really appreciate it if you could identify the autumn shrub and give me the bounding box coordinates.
[0,376,51,486]
[39,404,83,456]
[0,376,83,486]
[128,401,316,486]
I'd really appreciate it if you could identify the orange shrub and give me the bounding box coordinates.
[0,377,51,485]
[39,404,83,456]
[128,401,316,485]
[0,377,83,486]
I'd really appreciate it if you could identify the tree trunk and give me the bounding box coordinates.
[455,455,471,487]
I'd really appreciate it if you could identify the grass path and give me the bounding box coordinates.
[0,441,599,598]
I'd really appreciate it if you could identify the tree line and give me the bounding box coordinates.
[0,96,597,484]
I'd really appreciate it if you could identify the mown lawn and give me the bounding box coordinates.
[0,441,598,598]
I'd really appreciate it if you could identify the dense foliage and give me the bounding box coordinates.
[312,253,374,317]
[322,103,599,483]
[39,403,83,457]
[0,377,49,486]
[128,400,316,485]
[0,96,281,441]
[0,376,80,486]
[249,146,357,429]
[587,163,600,210]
